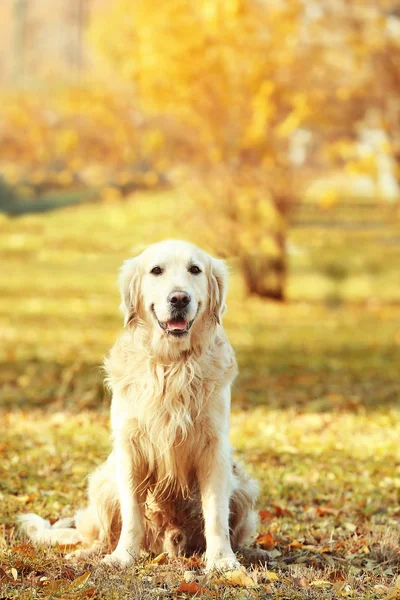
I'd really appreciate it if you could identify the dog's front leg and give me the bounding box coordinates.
[198,438,240,572]
[103,435,144,567]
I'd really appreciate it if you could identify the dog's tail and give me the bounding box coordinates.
[18,514,82,546]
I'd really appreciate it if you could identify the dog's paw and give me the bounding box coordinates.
[205,553,241,572]
[102,548,136,568]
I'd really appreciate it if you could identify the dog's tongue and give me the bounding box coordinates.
[166,319,188,331]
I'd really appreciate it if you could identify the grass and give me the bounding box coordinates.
[0,192,400,599]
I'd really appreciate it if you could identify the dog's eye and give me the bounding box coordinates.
[188,265,201,275]
[150,266,163,275]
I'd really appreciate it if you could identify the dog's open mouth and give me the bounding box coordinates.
[152,307,194,338]
[165,318,190,336]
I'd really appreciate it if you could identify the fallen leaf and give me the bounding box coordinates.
[78,586,97,598]
[328,569,346,582]
[12,543,35,557]
[61,565,77,580]
[259,510,273,521]
[288,539,303,549]
[180,555,203,570]
[42,579,72,593]
[275,505,292,517]
[15,493,38,504]
[386,579,400,600]
[56,543,82,553]
[256,532,276,550]
[316,506,338,517]
[261,570,279,582]
[373,584,388,595]
[311,579,331,588]
[71,571,91,588]
[216,570,256,588]
[11,567,18,580]
[177,581,208,595]
[152,552,168,565]
[337,583,355,597]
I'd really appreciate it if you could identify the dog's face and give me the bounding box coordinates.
[120,240,227,341]
[140,242,209,338]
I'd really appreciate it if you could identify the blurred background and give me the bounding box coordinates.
[0,0,399,409]
[1,3,400,595]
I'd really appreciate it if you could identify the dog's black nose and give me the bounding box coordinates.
[168,291,191,308]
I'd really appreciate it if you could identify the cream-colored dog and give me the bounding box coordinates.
[20,240,259,571]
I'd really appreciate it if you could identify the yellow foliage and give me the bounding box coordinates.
[101,186,123,203]
[319,189,339,209]
[89,0,313,167]
[345,155,378,177]
[88,0,321,298]
[2,0,396,298]
[0,89,164,194]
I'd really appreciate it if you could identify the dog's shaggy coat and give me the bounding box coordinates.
[20,240,259,571]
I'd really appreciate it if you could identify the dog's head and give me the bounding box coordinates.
[120,240,227,342]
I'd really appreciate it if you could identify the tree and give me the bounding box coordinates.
[12,0,27,82]
[345,0,400,197]
[90,0,399,298]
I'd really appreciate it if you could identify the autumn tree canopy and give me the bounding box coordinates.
[90,1,400,296]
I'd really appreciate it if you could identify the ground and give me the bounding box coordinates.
[0,193,399,599]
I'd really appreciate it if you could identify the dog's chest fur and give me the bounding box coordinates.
[105,329,237,494]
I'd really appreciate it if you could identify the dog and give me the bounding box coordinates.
[20,240,259,571]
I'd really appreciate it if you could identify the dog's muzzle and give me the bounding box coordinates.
[151,305,196,338]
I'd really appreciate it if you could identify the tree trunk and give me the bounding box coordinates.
[12,0,27,83]
[241,231,287,301]
[65,0,90,71]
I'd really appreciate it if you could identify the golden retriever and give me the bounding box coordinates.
[20,240,259,571]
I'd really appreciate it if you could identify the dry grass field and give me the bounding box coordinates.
[0,193,400,599]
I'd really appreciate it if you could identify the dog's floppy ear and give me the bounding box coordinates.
[119,256,141,327]
[209,257,228,325]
